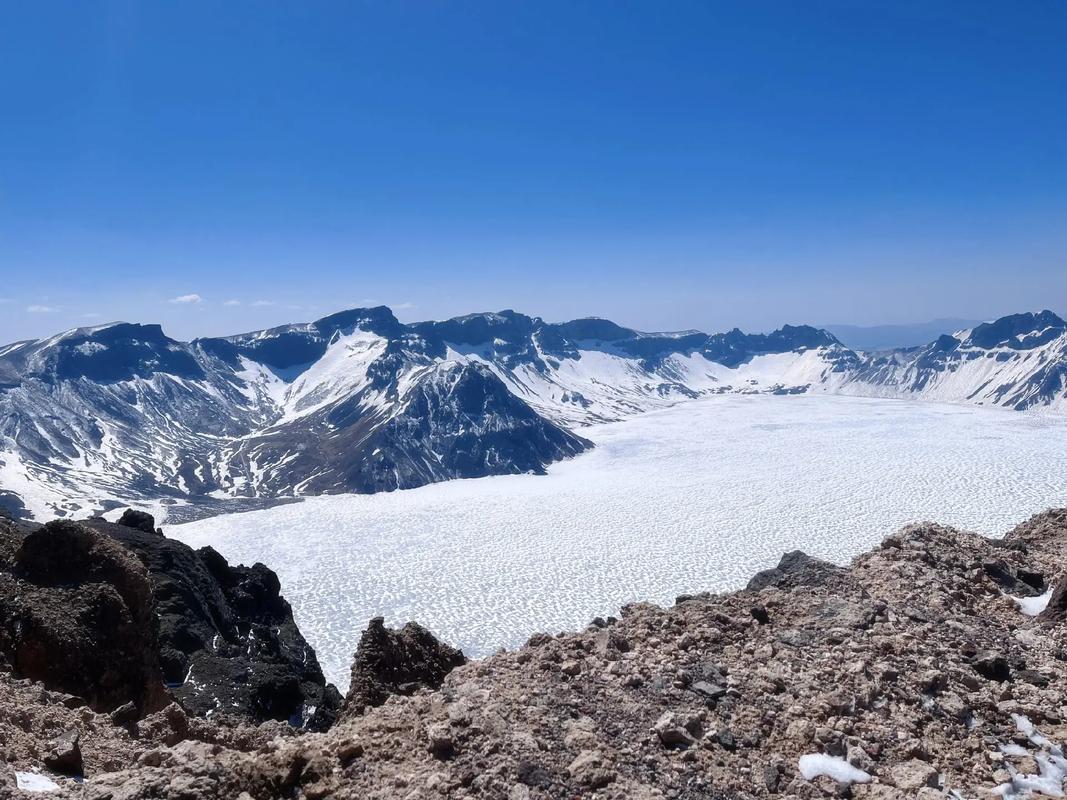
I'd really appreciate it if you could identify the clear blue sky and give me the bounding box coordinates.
[2,1,1065,342]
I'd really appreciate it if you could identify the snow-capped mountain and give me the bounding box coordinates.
[843,311,1067,409]
[1,307,1064,521]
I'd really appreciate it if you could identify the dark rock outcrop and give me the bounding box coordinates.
[982,559,1045,597]
[745,549,845,591]
[341,617,465,718]
[117,509,162,535]
[0,511,339,730]
[1039,574,1067,622]
[0,520,168,714]
[83,517,342,730]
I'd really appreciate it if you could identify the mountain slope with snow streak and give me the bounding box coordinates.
[1,306,1064,521]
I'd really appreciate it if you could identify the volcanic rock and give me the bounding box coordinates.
[0,519,167,713]
[341,617,465,718]
[83,517,342,730]
[44,729,83,776]
[746,549,845,591]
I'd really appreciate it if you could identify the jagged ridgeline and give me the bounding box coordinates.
[1,308,1065,520]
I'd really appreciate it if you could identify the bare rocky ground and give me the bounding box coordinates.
[3,510,1067,799]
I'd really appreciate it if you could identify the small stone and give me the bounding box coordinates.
[426,723,454,759]
[691,681,727,701]
[750,605,771,625]
[890,759,939,790]
[972,652,1011,682]
[138,750,164,767]
[763,764,781,793]
[716,728,737,751]
[847,744,875,773]
[560,660,582,676]
[337,740,364,763]
[566,750,615,788]
[654,712,695,748]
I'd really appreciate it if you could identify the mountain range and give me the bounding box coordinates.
[1,307,1065,521]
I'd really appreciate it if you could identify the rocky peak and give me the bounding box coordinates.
[965,310,1067,350]
[341,616,466,719]
[26,323,205,384]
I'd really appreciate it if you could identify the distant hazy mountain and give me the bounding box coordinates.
[2,307,1065,521]
[823,318,983,351]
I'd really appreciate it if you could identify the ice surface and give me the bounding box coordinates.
[797,754,872,784]
[170,395,1067,690]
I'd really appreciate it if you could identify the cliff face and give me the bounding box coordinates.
[0,519,168,715]
[0,511,340,735]
[3,509,1067,799]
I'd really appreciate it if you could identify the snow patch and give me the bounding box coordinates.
[16,772,60,792]
[1009,587,1055,617]
[992,715,1067,798]
[798,754,872,785]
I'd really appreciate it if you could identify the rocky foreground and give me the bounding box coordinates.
[2,510,1067,799]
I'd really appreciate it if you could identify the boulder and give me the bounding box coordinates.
[117,509,162,536]
[341,617,465,718]
[747,550,845,591]
[44,729,83,776]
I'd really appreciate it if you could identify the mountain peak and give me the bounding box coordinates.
[966,311,1066,350]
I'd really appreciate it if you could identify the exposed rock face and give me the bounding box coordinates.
[0,511,339,732]
[4,508,1067,798]
[745,549,845,591]
[83,515,342,730]
[0,519,167,714]
[116,508,161,535]
[1039,574,1067,622]
[341,617,466,718]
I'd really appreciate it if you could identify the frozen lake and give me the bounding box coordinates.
[170,395,1067,689]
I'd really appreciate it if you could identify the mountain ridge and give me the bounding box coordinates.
[2,307,1065,521]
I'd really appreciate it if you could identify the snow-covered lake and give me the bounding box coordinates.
[170,395,1067,689]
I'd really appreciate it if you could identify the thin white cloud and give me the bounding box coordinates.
[168,293,202,304]
[223,299,242,307]
[251,300,276,307]
[26,304,58,313]
[393,302,417,310]
[0,298,13,304]
[81,312,102,319]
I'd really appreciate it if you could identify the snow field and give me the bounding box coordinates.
[171,395,1067,690]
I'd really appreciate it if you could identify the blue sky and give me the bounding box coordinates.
[1,1,1065,342]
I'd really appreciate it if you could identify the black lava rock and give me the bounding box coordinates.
[83,517,342,730]
[342,617,465,718]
